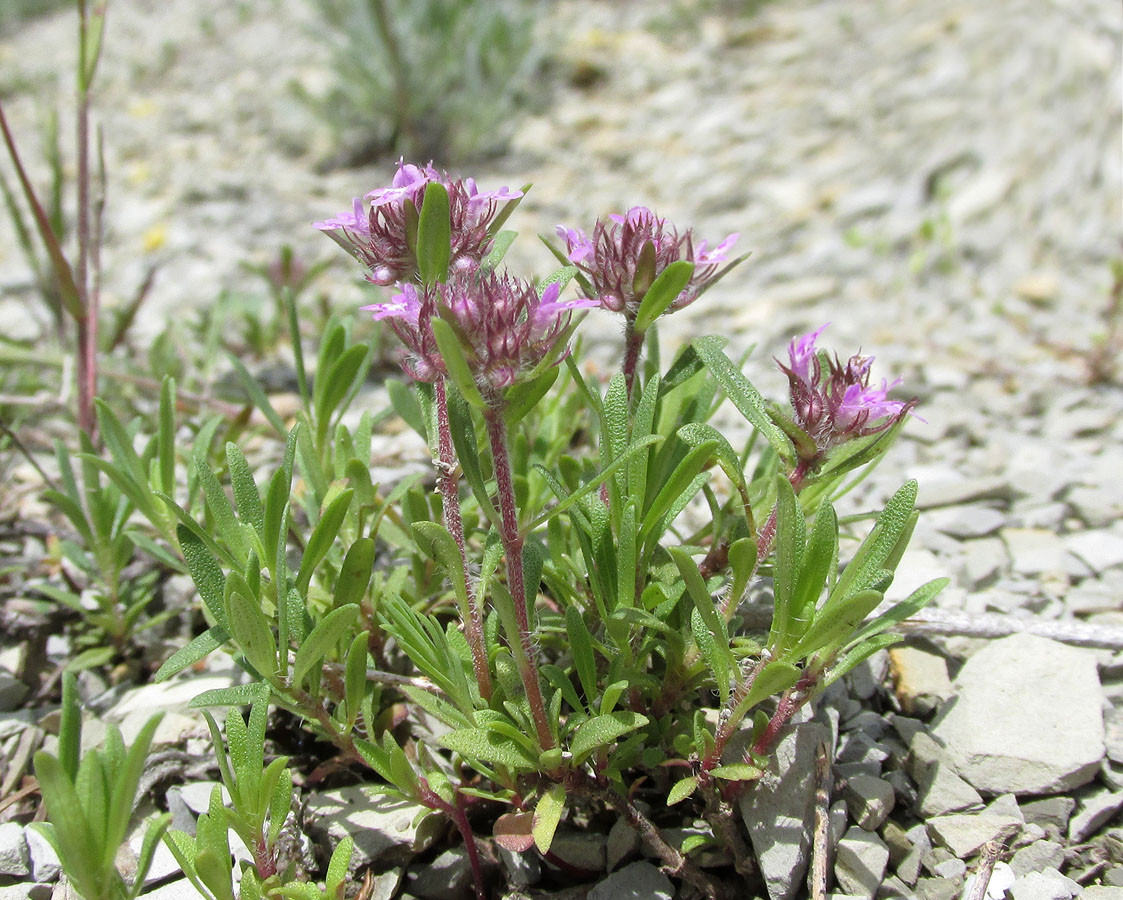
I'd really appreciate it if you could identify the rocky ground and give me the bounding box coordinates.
[0,0,1122,898]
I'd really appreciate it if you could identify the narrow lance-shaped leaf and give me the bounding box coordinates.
[417,181,451,286]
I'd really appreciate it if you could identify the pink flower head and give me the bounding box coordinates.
[778,325,914,457]
[360,283,444,383]
[556,206,739,320]
[315,159,523,286]
[436,271,595,393]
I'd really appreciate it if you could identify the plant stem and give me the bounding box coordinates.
[434,379,492,700]
[482,403,554,750]
[419,784,487,900]
[621,318,644,399]
[75,0,97,440]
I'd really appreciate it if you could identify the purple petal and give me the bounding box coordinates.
[556,224,593,264]
[361,284,422,325]
[694,232,739,265]
[313,197,367,234]
[787,324,829,384]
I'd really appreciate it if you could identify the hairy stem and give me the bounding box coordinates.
[621,319,645,399]
[435,379,492,700]
[483,404,554,750]
[418,784,487,900]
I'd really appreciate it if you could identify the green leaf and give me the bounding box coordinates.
[388,379,425,438]
[344,632,370,730]
[569,712,648,765]
[693,337,794,462]
[227,354,287,435]
[411,521,470,613]
[128,814,171,900]
[479,230,517,274]
[565,606,597,712]
[634,260,695,332]
[226,443,264,538]
[667,776,699,805]
[296,489,354,593]
[709,763,763,782]
[831,481,918,601]
[155,626,231,682]
[32,755,100,893]
[506,367,559,425]
[532,783,566,854]
[417,181,451,286]
[58,672,80,781]
[847,577,948,648]
[225,589,277,676]
[788,590,885,661]
[195,452,248,560]
[333,538,375,609]
[691,607,732,704]
[440,728,537,770]
[640,438,717,537]
[731,660,802,721]
[325,835,354,899]
[317,344,369,432]
[189,682,271,709]
[157,377,177,495]
[292,604,359,691]
[431,318,485,408]
[178,525,228,628]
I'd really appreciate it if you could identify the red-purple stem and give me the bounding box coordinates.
[435,379,491,700]
[621,319,644,399]
[483,403,555,750]
[419,782,487,900]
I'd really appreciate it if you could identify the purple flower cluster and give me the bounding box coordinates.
[314,161,521,286]
[363,273,595,392]
[556,206,738,319]
[779,325,913,456]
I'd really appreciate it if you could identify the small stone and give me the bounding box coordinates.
[498,845,541,888]
[1014,273,1060,304]
[587,861,673,900]
[605,820,639,871]
[367,868,403,900]
[1001,528,1070,577]
[304,787,438,870]
[916,477,1016,510]
[961,538,1009,589]
[842,775,895,831]
[0,823,29,877]
[551,831,606,872]
[25,825,61,882]
[406,847,474,900]
[1065,529,1123,575]
[175,782,230,814]
[0,672,28,712]
[1009,869,1081,900]
[833,827,889,899]
[931,634,1105,794]
[1083,888,1123,900]
[1020,797,1075,834]
[933,505,1007,539]
[917,762,984,818]
[847,651,888,700]
[931,857,966,880]
[1066,486,1123,529]
[740,722,830,900]
[927,811,1022,859]
[1010,841,1065,877]
[1069,789,1123,842]
[914,877,959,900]
[888,647,953,715]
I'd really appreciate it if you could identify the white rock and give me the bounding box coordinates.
[1065,529,1123,574]
[24,825,61,883]
[0,823,29,877]
[1008,869,1081,900]
[304,787,438,870]
[932,634,1104,794]
[833,827,889,899]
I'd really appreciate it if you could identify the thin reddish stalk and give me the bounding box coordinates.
[434,378,491,700]
[483,405,554,750]
[621,319,644,398]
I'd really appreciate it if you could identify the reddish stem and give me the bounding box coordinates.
[621,319,644,399]
[419,783,487,900]
[435,379,492,700]
[483,403,554,750]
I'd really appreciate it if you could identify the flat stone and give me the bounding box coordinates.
[1010,841,1064,877]
[0,823,29,877]
[124,879,200,900]
[406,847,474,900]
[888,647,953,715]
[551,831,606,872]
[1001,528,1071,577]
[1083,888,1123,900]
[1009,869,1081,900]
[587,861,673,900]
[1066,486,1123,529]
[498,844,541,888]
[916,477,1016,511]
[842,775,895,831]
[739,722,829,900]
[1020,797,1075,833]
[961,538,1009,590]
[24,825,61,882]
[1069,789,1123,842]
[931,634,1104,794]
[933,505,1007,539]
[915,877,959,900]
[833,827,889,899]
[367,868,403,900]
[928,811,1022,859]
[304,787,438,869]
[605,820,639,872]
[1065,529,1123,574]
